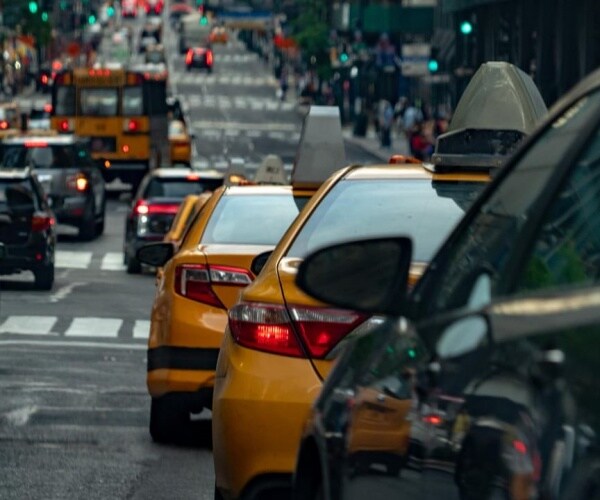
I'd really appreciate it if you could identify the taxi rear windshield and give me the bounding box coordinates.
[201,194,309,246]
[144,177,223,198]
[1,144,93,169]
[287,179,485,262]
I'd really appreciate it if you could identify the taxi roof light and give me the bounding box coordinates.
[431,62,548,170]
[291,106,346,189]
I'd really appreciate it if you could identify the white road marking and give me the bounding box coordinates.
[101,252,127,271]
[55,251,92,269]
[49,282,85,303]
[0,316,57,335]
[191,120,297,132]
[65,317,123,338]
[133,320,151,339]
[3,405,38,426]
[0,339,146,350]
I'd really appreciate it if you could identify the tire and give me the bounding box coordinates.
[79,199,96,241]
[125,249,142,274]
[214,485,224,500]
[34,264,54,290]
[149,395,191,444]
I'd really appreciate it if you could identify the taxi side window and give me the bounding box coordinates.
[517,128,600,291]
[415,91,600,316]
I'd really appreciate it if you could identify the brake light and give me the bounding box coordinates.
[59,119,70,132]
[44,103,52,113]
[66,173,89,192]
[206,50,213,66]
[124,119,139,132]
[25,141,48,148]
[31,214,54,232]
[175,264,252,307]
[134,200,180,215]
[423,414,443,426]
[0,121,8,130]
[229,303,366,358]
[185,50,193,66]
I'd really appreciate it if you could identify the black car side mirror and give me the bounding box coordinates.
[296,237,412,317]
[137,242,175,267]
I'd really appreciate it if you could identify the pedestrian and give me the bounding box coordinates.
[409,122,433,160]
[378,100,393,148]
[279,68,289,102]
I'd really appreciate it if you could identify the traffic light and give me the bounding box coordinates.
[28,1,38,14]
[199,15,208,25]
[107,5,115,17]
[41,11,48,21]
[88,13,96,24]
[460,20,473,35]
[339,52,349,64]
[60,0,68,10]
[428,59,439,73]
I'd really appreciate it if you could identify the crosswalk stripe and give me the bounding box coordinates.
[133,320,151,339]
[0,316,57,335]
[56,251,92,269]
[101,252,126,271]
[64,318,123,338]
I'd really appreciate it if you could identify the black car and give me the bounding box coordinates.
[185,47,213,72]
[0,168,56,289]
[123,167,223,273]
[1,135,106,241]
[292,63,600,499]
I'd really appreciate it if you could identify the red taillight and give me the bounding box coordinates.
[185,50,193,65]
[41,74,49,84]
[423,414,443,426]
[31,214,54,232]
[44,103,52,113]
[125,119,139,132]
[66,173,89,192]
[174,264,252,307]
[229,303,366,358]
[25,141,49,148]
[59,119,70,132]
[206,50,213,66]
[134,200,180,215]
[0,120,9,130]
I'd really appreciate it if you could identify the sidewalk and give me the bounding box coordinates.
[343,126,410,163]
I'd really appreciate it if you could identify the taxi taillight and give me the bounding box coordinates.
[185,49,193,66]
[31,213,55,232]
[175,264,252,308]
[229,303,367,359]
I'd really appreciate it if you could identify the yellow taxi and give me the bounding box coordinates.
[209,26,229,44]
[163,191,212,248]
[168,119,192,165]
[212,160,490,498]
[137,107,347,444]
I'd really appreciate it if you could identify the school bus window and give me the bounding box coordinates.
[80,88,118,116]
[123,87,144,115]
[55,87,75,115]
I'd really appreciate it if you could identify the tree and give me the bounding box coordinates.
[290,0,331,80]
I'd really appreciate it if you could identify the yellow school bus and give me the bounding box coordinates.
[50,67,169,190]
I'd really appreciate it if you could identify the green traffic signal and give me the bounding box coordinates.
[88,13,96,24]
[460,20,473,35]
[41,11,48,21]
[28,1,38,14]
[199,15,208,25]
[339,52,349,64]
[107,5,115,16]
[428,59,439,72]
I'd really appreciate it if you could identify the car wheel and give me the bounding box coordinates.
[125,249,142,274]
[34,264,54,290]
[149,395,191,444]
[214,485,224,500]
[79,199,97,241]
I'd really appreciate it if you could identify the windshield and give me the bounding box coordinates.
[287,179,486,262]
[202,194,309,245]
[54,87,76,115]
[144,177,223,198]
[1,144,91,169]
[80,88,118,116]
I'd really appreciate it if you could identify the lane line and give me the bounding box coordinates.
[133,320,151,339]
[0,339,146,349]
[101,252,127,271]
[0,316,58,335]
[64,317,123,338]
[55,251,92,269]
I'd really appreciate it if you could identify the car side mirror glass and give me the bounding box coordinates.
[136,242,174,267]
[296,237,413,316]
[251,251,272,276]
[436,315,489,359]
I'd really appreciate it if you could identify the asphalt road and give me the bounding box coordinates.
[1,7,381,499]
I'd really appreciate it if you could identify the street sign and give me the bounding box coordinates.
[401,43,431,77]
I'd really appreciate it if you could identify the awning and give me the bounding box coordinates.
[442,0,508,13]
